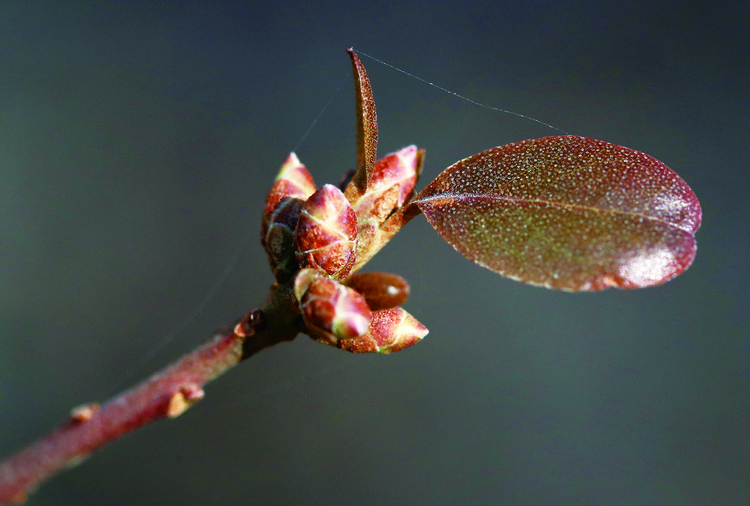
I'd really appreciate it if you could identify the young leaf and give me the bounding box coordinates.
[345,48,379,201]
[414,136,702,291]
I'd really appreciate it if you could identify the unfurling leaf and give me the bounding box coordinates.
[415,136,702,291]
[344,48,378,202]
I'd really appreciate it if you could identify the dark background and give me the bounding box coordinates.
[1,1,747,505]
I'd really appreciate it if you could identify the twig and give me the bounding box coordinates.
[0,282,300,504]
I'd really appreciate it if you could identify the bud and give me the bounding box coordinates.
[338,307,428,354]
[348,146,424,273]
[293,267,321,304]
[353,145,419,219]
[261,153,317,281]
[294,268,372,345]
[343,272,410,311]
[294,184,358,280]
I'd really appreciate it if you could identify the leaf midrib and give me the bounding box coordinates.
[414,192,693,234]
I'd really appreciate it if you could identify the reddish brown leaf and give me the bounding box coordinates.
[345,48,378,201]
[415,136,702,291]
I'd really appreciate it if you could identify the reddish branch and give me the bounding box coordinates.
[0,282,300,504]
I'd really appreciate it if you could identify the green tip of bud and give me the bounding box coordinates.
[276,153,316,191]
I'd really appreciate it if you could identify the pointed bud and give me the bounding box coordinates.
[295,268,372,344]
[349,147,425,273]
[343,272,410,311]
[294,184,358,280]
[337,307,428,354]
[261,153,317,281]
[354,145,419,219]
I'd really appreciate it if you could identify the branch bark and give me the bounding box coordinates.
[0,282,300,504]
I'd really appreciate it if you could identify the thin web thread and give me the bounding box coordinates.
[352,49,569,135]
[97,238,247,399]
[99,52,569,403]
[234,355,359,405]
[97,77,347,401]
[292,73,348,153]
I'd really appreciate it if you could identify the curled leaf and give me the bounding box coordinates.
[344,48,378,202]
[415,136,702,291]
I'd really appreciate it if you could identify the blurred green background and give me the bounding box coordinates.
[1,1,747,504]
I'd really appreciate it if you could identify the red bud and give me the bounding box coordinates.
[349,147,425,273]
[295,268,372,344]
[293,267,321,303]
[343,272,410,311]
[294,184,358,280]
[338,307,428,354]
[354,145,419,218]
[261,153,316,281]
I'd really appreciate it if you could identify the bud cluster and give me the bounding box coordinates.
[260,149,428,353]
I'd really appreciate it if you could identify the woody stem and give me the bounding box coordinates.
[0,282,300,505]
